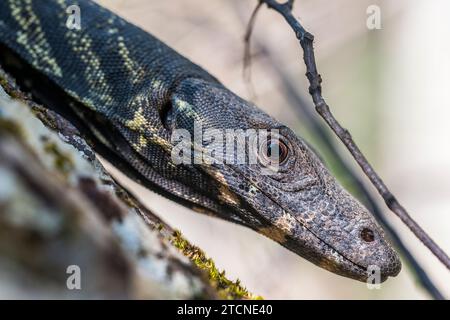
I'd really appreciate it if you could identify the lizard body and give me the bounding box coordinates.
[0,0,401,282]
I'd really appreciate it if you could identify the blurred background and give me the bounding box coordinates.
[98,0,450,299]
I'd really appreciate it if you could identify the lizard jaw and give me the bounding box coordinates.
[206,163,401,283]
[258,209,372,283]
[275,207,400,283]
[258,197,401,283]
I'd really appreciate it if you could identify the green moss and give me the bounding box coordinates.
[171,230,263,300]
[0,76,20,100]
[43,141,74,176]
[31,106,58,131]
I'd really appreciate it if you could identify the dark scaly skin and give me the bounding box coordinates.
[0,0,401,282]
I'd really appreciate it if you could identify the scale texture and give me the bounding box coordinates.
[0,0,401,282]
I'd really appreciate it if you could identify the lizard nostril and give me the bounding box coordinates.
[360,228,375,242]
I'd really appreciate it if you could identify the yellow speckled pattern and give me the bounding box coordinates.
[9,0,62,77]
[0,0,402,283]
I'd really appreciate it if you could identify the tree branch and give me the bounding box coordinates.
[239,1,444,299]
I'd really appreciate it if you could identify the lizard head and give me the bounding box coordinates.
[227,125,402,283]
[167,78,401,282]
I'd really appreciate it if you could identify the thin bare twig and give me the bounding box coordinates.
[240,4,444,299]
[253,0,450,271]
[243,1,262,79]
[256,45,444,299]
[242,1,262,101]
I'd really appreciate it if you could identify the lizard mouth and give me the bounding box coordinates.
[243,178,371,281]
[299,220,369,277]
[277,204,398,282]
[286,208,370,280]
[219,163,373,281]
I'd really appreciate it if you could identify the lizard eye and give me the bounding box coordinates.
[259,137,289,165]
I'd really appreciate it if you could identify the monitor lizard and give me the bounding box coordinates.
[0,0,401,283]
